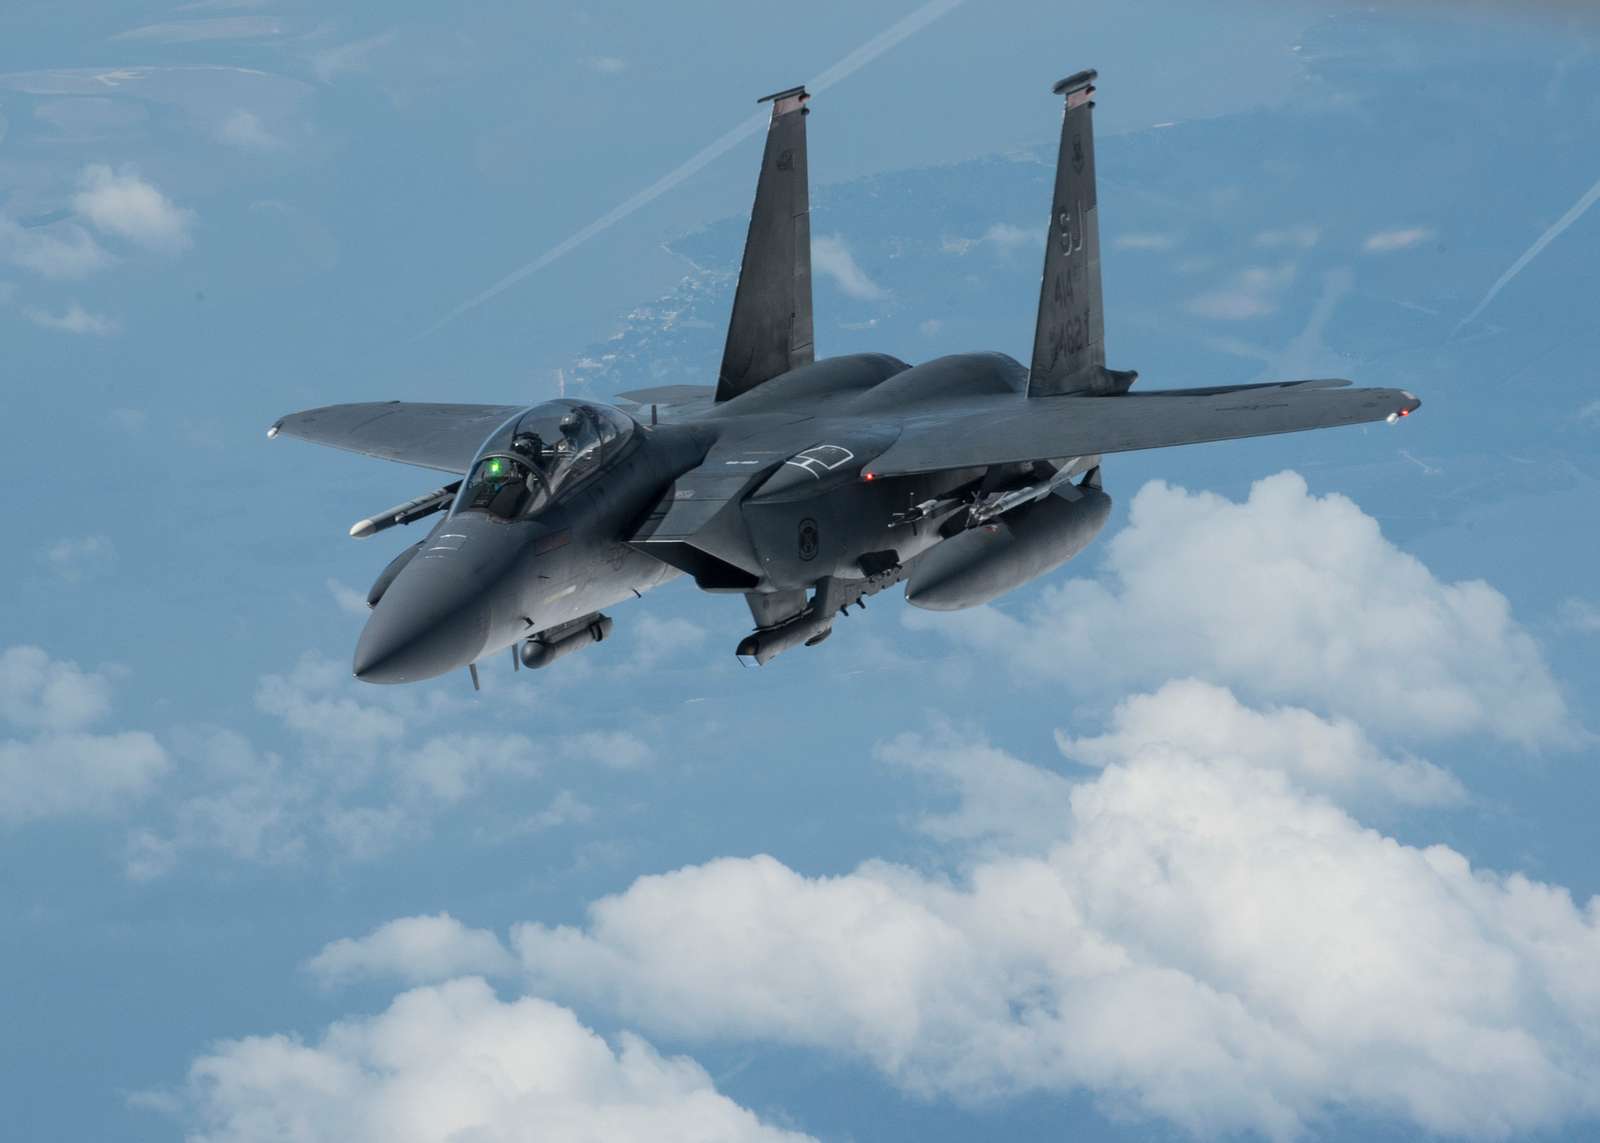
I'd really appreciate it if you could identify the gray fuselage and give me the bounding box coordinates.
[353,351,1061,682]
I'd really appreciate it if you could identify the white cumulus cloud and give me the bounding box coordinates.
[325,578,370,616]
[812,234,886,301]
[560,730,654,771]
[0,645,168,824]
[41,534,117,580]
[1,732,168,824]
[512,726,1600,1141]
[1253,224,1320,250]
[977,222,1030,252]
[0,644,114,732]
[1364,226,1435,253]
[217,109,283,150]
[1113,231,1178,251]
[133,655,565,875]
[941,222,1034,256]
[1061,679,1466,809]
[255,654,407,755]
[876,727,1076,853]
[23,301,119,335]
[173,978,816,1143]
[629,613,706,670]
[910,472,1574,748]
[395,734,539,802]
[73,164,193,252]
[0,215,112,279]
[1560,597,1600,634]
[306,914,517,987]
[1184,262,1296,320]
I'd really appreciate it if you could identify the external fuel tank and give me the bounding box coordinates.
[905,485,1112,611]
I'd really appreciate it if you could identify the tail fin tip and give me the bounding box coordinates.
[1052,69,1097,96]
[758,85,808,107]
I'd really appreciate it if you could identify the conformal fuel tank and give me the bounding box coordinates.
[905,485,1112,611]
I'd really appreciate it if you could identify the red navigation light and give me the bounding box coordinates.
[862,472,876,482]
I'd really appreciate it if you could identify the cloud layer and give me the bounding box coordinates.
[73,164,193,252]
[23,301,118,335]
[0,645,168,824]
[812,234,886,301]
[1061,679,1466,809]
[306,914,517,988]
[911,472,1574,748]
[178,978,815,1143]
[128,653,652,876]
[509,721,1600,1140]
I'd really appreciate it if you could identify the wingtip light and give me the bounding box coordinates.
[266,423,281,439]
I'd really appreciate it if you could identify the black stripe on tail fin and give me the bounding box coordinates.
[1027,70,1135,398]
[715,86,815,403]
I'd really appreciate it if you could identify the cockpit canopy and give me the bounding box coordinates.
[454,400,636,520]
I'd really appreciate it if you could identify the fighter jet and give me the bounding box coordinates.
[270,71,1420,685]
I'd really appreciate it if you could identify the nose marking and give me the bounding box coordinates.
[425,533,469,557]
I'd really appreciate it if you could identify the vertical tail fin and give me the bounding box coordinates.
[716,86,815,402]
[1028,70,1133,397]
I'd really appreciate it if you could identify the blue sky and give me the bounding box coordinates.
[3,2,1600,1141]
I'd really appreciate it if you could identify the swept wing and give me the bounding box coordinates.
[268,402,521,474]
[865,381,1419,478]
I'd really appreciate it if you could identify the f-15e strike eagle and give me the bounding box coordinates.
[270,71,1420,685]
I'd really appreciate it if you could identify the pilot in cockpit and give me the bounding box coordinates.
[456,401,631,521]
[511,430,546,459]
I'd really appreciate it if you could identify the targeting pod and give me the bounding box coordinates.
[521,614,613,670]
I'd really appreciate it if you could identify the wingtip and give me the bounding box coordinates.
[1386,391,1422,423]
[266,422,281,439]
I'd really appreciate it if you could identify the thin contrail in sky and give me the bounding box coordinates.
[421,0,965,338]
[1454,170,1600,335]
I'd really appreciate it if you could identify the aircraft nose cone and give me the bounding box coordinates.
[353,550,493,684]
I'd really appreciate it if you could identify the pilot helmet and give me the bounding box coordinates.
[510,431,544,457]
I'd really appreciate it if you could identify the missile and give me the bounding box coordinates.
[735,608,834,666]
[349,481,461,539]
[521,614,613,669]
[906,483,1111,611]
